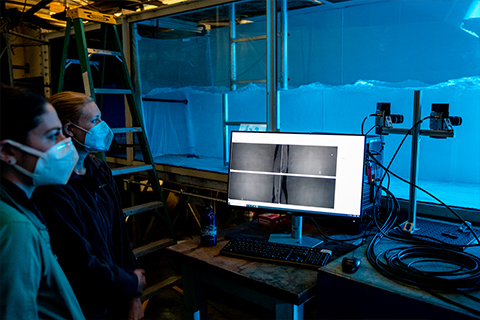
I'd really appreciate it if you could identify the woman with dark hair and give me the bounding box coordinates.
[0,84,84,319]
[32,91,146,320]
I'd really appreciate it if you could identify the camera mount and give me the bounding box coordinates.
[373,91,462,233]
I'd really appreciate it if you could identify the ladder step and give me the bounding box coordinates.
[94,88,132,95]
[87,48,122,57]
[66,8,116,24]
[111,127,143,134]
[111,164,154,176]
[140,275,182,302]
[133,238,175,258]
[66,59,100,68]
[60,14,176,247]
[123,201,164,217]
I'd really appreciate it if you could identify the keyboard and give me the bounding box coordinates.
[220,237,332,268]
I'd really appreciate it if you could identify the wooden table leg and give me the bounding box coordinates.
[182,263,207,320]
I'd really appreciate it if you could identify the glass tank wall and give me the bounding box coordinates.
[132,0,479,210]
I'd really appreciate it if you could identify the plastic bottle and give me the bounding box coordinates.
[201,204,217,247]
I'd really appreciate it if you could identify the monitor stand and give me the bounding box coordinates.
[268,215,324,248]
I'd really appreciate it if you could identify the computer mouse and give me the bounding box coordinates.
[342,257,361,274]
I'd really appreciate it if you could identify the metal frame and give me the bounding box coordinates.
[266,0,278,132]
[39,0,478,221]
[378,91,462,231]
[222,0,288,165]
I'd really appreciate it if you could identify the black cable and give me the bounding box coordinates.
[361,114,480,246]
[367,149,480,247]
[371,126,409,229]
[361,114,377,135]
[369,239,480,292]
[371,116,432,214]
[361,116,369,135]
[310,185,397,244]
[309,216,373,244]
[363,159,480,314]
[366,194,480,313]
[364,124,378,136]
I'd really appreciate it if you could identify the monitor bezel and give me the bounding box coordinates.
[226,131,367,224]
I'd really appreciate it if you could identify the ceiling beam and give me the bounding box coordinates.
[125,0,242,24]
[25,0,53,16]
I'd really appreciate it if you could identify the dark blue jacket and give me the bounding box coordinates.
[32,156,138,319]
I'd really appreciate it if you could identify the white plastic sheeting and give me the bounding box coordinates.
[134,0,479,209]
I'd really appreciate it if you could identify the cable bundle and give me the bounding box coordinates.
[370,240,480,291]
[358,115,480,315]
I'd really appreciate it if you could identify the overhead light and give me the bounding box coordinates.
[143,4,158,11]
[238,19,253,25]
[461,0,480,38]
[49,1,65,14]
[161,0,188,5]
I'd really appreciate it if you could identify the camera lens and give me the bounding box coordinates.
[391,114,404,124]
[448,116,462,126]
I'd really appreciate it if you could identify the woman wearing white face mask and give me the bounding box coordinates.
[32,91,146,320]
[0,84,84,319]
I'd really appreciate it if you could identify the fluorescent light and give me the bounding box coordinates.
[161,0,188,5]
[461,1,480,38]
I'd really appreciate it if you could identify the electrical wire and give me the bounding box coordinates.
[363,115,478,242]
[372,116,432,209]
[364,124,378,136]
[367,208,480,290]
[367,230,480,295]
[309,216,373,244]
[310,185,397,245]
[367,150,480,247]
[361,114,377,135]
[368,232,480,315]
[361,113,480,315]
[366,163,480,313]
[365,115,480,246]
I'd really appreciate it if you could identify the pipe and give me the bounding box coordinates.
[142,97,188,104]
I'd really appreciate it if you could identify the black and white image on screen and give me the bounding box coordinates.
[229,142,337,209]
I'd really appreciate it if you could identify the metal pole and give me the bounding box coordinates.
[122,17,135,166]
[266,0,277,132]
[280,0,288,89]
[4,32,14,86]
[229,4,236,91]
[407,90,421,232]
[223,93,228,166]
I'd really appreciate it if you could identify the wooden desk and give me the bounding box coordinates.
[167,222,321,320]
[317,237,480,319]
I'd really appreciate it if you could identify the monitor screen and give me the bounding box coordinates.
[227,131,367,221]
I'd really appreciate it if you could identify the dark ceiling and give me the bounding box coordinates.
[1,0,354,32]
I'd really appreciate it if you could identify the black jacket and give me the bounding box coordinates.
[32,156,137,319]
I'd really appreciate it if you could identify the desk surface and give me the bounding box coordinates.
[318,236,480,319]
[168,219,480,319]
[167,222,319,306]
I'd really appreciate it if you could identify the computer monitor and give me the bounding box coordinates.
[227,131,368,247]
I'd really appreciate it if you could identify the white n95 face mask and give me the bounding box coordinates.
[6,138,79,186]
[71,121,114,153]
